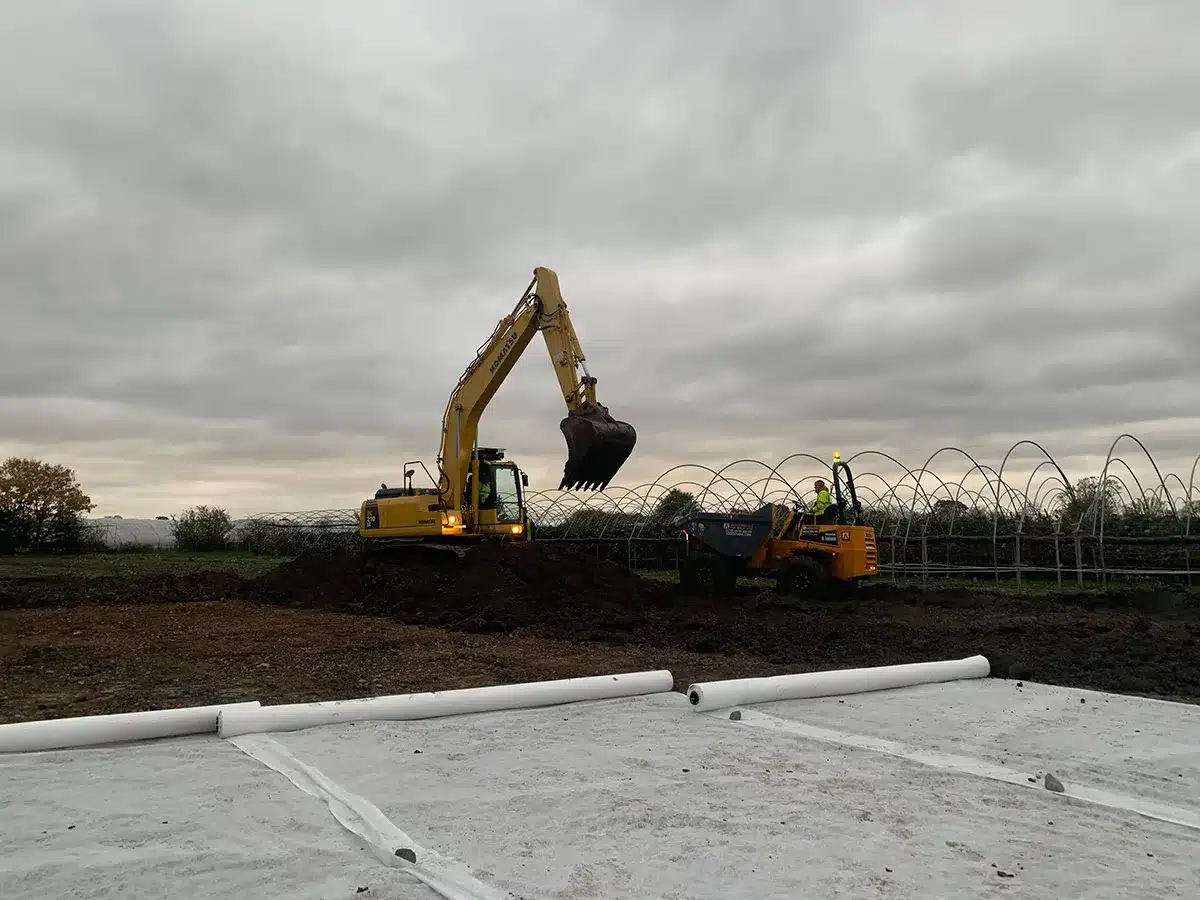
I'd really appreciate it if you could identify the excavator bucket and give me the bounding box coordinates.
[559,411,637,490]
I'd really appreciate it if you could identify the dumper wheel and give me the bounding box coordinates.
[681,555,734,596]
[775,555,829,598]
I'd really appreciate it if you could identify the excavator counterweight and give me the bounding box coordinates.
[559,408,637,491]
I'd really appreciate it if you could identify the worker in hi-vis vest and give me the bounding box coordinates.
[809,479,836,523]
[477,463,493,508]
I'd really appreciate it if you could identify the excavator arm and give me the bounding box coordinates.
[437,267,636,507]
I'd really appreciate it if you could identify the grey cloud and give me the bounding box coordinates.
[634,269,1200,465]
[1039,349,1194,396]
[915,30,1200,169]
[903,203,1200,294]
[7,1,896,279]
[2,0,1199,515]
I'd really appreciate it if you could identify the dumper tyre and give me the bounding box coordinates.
[775,555,830,598]
[681,555,734,596]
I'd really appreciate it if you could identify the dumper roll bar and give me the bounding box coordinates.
[832,460,864,526]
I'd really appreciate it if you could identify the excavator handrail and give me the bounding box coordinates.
[404,460,443,494]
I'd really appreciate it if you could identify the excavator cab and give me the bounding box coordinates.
[559,405,637,491]
[464,448,528,537]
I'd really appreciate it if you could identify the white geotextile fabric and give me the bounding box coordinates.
[4,685,1199,898]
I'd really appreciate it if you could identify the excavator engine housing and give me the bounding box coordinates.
[361,454,528,542]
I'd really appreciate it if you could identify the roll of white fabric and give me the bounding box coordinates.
[218,670,675,738]
[0,701,262,753]
[687,656,991,711]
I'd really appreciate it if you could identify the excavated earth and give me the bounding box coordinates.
[248,542,1200,700]
[2,541,1198,721]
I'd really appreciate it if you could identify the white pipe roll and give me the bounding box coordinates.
[218,670,675,738]
[0,701,262,754]
[686,655,991,711]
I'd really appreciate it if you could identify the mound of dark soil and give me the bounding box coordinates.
[251,543,1200,701]
[250,542,681,636]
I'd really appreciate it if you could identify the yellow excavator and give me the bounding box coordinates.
[359,267,637,546]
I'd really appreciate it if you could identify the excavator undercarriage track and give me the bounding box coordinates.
[361,538,471,560]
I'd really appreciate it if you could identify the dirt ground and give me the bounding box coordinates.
[2,543,1198,723]
[0,600,776,723]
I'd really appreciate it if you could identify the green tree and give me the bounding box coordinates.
[1053,476,1120,527]
[171,505,233,551]
[0,457,96,552]
[651,488,702,525]
[932,499,969,517]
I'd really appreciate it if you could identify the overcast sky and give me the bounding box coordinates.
[3,0,1198,517]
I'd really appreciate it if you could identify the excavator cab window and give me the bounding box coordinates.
[492,464,522,524]
[464,462,521,522]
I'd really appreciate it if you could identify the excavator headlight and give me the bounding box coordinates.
[511,524,523,534]
[446,513,458,525]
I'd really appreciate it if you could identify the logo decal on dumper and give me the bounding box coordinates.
[800,525,839,544]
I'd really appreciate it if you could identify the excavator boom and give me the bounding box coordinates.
[437,267,636,503]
